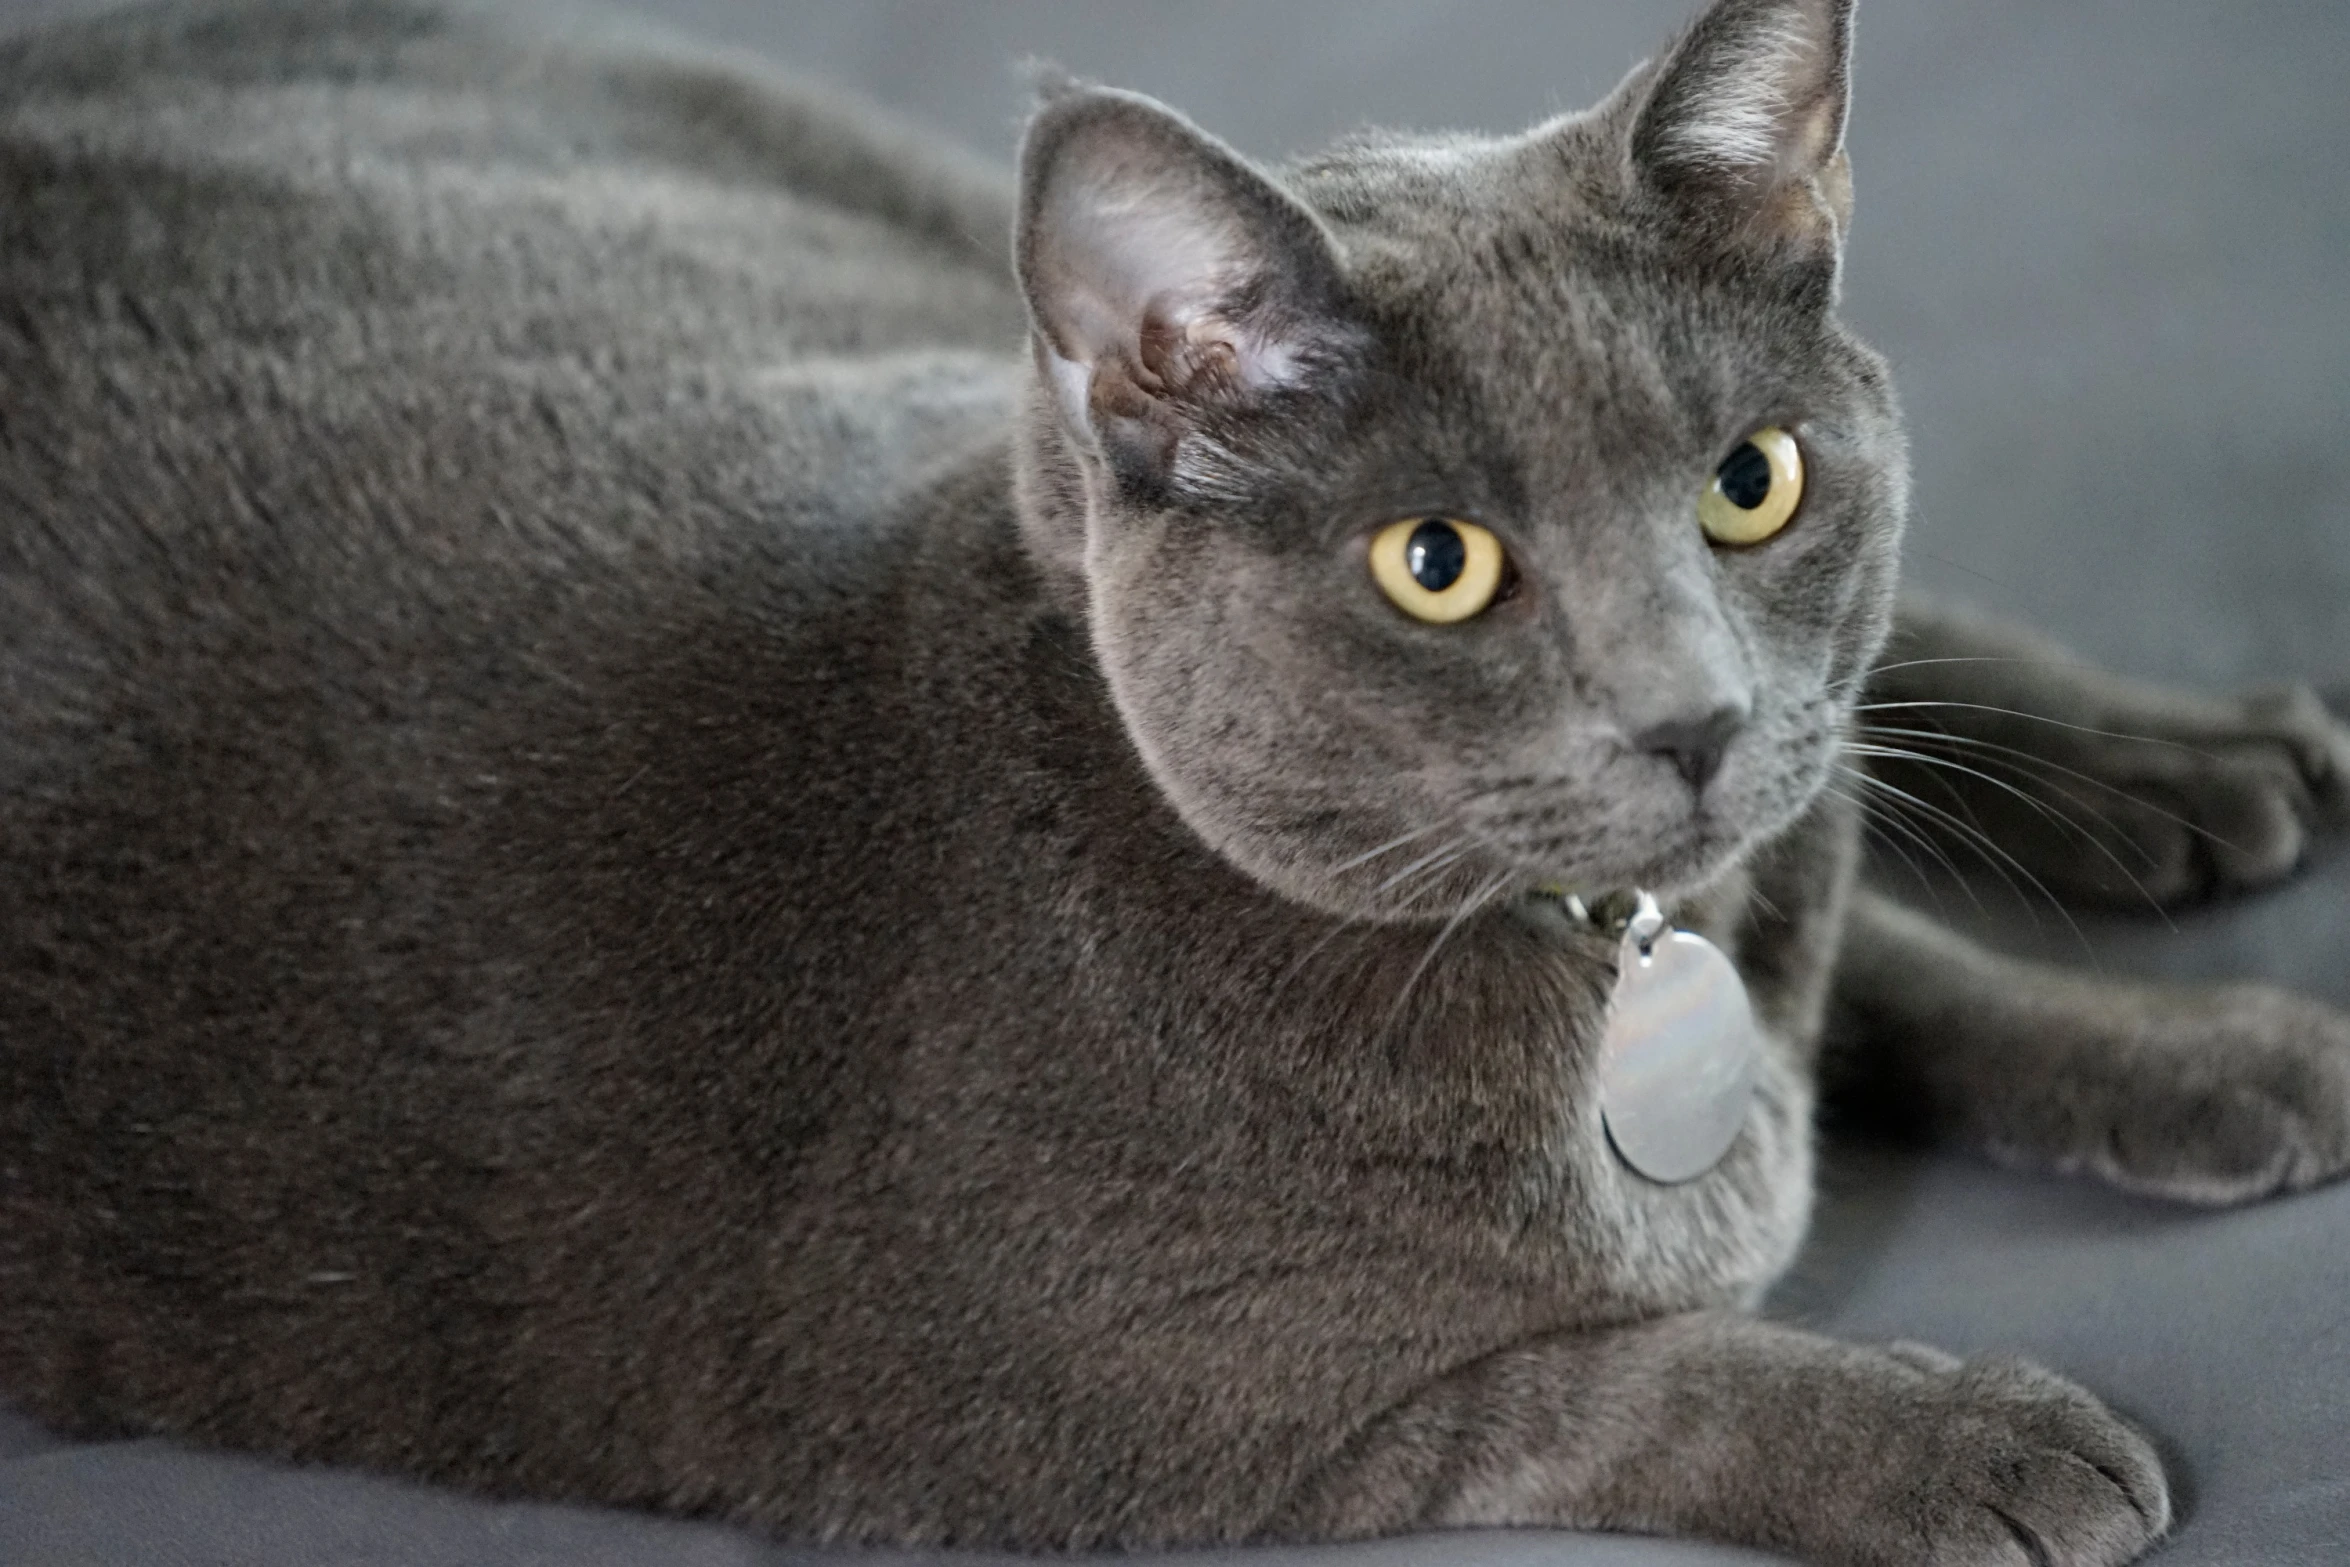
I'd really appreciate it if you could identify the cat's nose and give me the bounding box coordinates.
[1632,704,1746,793]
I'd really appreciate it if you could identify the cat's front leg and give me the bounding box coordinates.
[1833,892,2350,1204]
[1863,596,2350,906]
[1274,1312,2167,1566]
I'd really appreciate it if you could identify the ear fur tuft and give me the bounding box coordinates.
[1014,87,1356,480]
[1021,58,1086,109]
[1631,0,1856,252]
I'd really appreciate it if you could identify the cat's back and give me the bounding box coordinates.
[0,0,1027,637]
[0,0,1031,920]
[0,0,1038,1457]
[0,0,1023,367]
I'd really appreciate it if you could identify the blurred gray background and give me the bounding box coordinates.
[2,3,2346,1565]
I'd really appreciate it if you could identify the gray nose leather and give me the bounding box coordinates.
[1632,704,1747,791]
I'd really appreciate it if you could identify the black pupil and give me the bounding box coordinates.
[1717,442,1773,510]
[1405,520,1466,593]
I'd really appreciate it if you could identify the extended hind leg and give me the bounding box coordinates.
[1860,595,2350,907]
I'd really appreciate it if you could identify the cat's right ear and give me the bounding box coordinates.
[1626,0,1857,259]
[1016,84,1358,486]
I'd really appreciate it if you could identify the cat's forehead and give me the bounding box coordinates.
[1289,116,1608,221]
[1290,130,1831,474]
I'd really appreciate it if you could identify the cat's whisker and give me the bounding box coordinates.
[1853,699,2211,760]
[1273,914,1381,1013]
[1848,740,2128,854]
[1277,828,1484,1011]
[1858,729,2168,859]
[1839,763,2099,965]
[1371,839,1471,898]
[1328,824,1448,876]
[1822,782,1963,921]
[1859,722,2247,858]
[1877,803,1983,913]
[1846,740,2175,926]
[1839,762,2037,932]
[1378,870,1516,1048]
[1837,767,1996,917]
[1475,797,1608,837]
[1856,654,2118,683]
[1836,791,1942,913]
[1848,726,2006,862]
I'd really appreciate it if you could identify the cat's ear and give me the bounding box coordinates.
[1628,0,1856,256]
[1016,84,1358,483]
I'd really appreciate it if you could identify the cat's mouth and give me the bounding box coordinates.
[1201,707,1846,927]
[1492,813,1751,906]
[1425,736,1838,913]
[1323,805,1754,927]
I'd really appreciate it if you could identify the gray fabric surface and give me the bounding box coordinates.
[3,0,2347,1562]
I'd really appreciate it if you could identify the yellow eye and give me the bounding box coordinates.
[1699,426,1804,546]
[1368,516,1506,623]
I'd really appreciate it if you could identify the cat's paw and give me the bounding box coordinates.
[1877,680,2350,909]
[1865,1352,2169,1567]
[2072,682,2350,904]
[2034,983,2350,1206]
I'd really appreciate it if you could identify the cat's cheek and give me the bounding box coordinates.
[1698,732,1839,867]
[1080,634,1436,922]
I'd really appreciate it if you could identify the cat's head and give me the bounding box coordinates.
[1013,0,1904,922]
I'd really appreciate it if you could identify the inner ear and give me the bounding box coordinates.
[1628,0,1856,251]
[1016,85,1357,469]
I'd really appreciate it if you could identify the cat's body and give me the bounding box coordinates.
[5,3,2350,1564]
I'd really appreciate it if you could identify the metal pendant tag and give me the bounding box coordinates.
[1597,893,1760,1185]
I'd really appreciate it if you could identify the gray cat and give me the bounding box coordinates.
[4,0,2348,1563]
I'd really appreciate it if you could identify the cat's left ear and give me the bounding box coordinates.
[1629,0,1856,257]
[1016,84,1360,484]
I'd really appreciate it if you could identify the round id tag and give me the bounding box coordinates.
[1596,893,1760,1184]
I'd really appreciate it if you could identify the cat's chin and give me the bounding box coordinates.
[1207,798,1802,927]
[1247,826,1757,929]
[1491,796,1820,915]
[1516,838,1746,911]
[1588,834,1755,905]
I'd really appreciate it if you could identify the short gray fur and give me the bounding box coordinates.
[2,3,2348,1566]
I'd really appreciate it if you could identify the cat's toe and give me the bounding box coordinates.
[2082,683,2350,905]
[2195,685,2350,858]
[1882,1353,2168,1567]
[2248,683,2350,824]
[1961,1358,2170,1566]
[2071,986,2350,1205]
